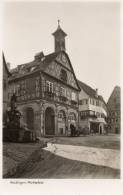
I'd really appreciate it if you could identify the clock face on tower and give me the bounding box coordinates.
[61,54,67,63]
[56,53,71,70]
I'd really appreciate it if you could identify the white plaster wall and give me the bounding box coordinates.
[79,89,89,111]
[89,104,107,117]
[79,88,107,117]
[79,118,89,129]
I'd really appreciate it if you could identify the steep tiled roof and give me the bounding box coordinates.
[9,51,80,91]
[44,52,58,63]
[3,52,11,76]
[107,86,121,108]
[98,95,107,105]
[78,80,96,98]
[10,52,59,79]
[78,80,106,104]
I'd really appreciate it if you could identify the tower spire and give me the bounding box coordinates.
[58,19,60,29]
[52,21,67,52]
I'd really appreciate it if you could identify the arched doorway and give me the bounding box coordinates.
[45,107,55,135]
[26,107,34,131]
[58,110,66,135]
[115,127,119,134]
[99,126,102,134]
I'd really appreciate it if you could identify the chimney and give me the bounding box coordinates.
[34,51,44,61]
[95,88,98,97]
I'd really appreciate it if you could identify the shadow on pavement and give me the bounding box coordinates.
[18,149,120,179]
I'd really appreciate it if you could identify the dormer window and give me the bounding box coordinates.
[30,67,35,72]
[60,69,67,82]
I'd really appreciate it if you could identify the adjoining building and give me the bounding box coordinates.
[78,80,107,134]
[107,86,121,134]
[8,23,81,138]
[3,53,11,124]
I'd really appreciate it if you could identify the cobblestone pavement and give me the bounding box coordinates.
[3,142,46,178]
[48,134,120,150]
[44,143,120,169]
[19,135,120,179]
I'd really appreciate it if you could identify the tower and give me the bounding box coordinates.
[52,20,67,53]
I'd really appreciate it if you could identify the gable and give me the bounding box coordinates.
[107,87,121,110]
[56,53,71,70]
[45,61,61,79]
[44,61,79,90]
[3,53,11,77]
[44,51,80,91]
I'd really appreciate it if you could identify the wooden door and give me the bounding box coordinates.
[45,107,55,135]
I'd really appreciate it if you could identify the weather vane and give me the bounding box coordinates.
[58,19,61,27]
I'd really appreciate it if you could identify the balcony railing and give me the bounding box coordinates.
[71,100,78,106]
[44,91,55,98]
[80,112,97,119]
[59,95,68,102]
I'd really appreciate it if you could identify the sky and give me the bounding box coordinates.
[3,1,120,102]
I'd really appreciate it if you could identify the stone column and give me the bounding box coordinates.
[88,119,91,133]
[77,110,79,130]
[66,109,69,136]
[40,109,44,136]
[54,109,58,135]
[65,114,69,136]
[34,111,41,138]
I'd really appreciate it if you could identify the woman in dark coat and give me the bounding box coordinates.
[70,123,75,137]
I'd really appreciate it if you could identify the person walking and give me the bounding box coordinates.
[70,123,75,137]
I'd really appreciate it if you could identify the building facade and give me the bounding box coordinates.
[8,24,80,138]
[107,86,121,134]
[78,80,107,134]
[3,53,11,123]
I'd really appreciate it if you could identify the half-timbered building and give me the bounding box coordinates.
[8,23,80,138]
[107,86,121,134]
[78,80,107,134]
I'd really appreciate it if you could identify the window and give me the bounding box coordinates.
[71,92,76,101]
[81,111,87,116]
[60,69,67,82]
[90,98,92,104]
[35,77,40,97]
[58,110,66,121]
[60,87,66,97]
[66,90,71,100]
[96,112,100,117]
[79,99,88,105]
[93,99,95,105]
[85,99,88,104]
[16,84,21,96]
[46,81,54,93]
[101,113,105,118]
[96,100,99,106]
[20,80,26,95]
[58,113,63,118]
[80,111,90,119]
[69,113,76,121]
